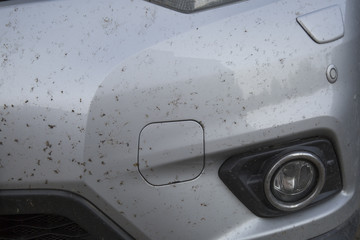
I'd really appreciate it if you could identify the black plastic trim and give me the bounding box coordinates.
[218,138,342,217]
[0,189,134,240]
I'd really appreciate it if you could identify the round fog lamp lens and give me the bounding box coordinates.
[272,160,316,202]
[264,151,326,211]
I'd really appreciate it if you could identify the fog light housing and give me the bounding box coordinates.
[264,152,326,211]
[218,138,342,217]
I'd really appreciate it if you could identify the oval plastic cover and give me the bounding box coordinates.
[297,5,344,44]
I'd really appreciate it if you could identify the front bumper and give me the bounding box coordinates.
[1,0,360,239]
[312,210,360,240]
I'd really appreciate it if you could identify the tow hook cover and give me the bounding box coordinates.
[138,120,204,186]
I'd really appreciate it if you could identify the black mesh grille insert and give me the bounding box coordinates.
[0,214,92,240]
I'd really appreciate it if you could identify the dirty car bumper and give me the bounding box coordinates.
[1,0,360,239]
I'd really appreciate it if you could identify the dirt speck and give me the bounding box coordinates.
[45,141,52,147]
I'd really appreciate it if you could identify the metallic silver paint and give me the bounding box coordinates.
[0,0,359,239]
[296,5,345,44]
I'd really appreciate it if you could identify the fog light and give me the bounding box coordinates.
[272,160,316,202]
[264,152,325,211]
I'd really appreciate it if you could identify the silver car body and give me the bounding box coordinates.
[0,0,359,239]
